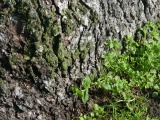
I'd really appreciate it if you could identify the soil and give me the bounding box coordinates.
[147,97,160,119]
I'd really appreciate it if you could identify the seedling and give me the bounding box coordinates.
[72,76,91,104]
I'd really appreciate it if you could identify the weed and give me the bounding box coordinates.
[72,76,91,104]
[72,20,160,119]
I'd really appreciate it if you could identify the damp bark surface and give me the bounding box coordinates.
[0,0,160,119]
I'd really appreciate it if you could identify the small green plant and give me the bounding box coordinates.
[72,76,91,104]
[79,104,105,120]
[72,20,160,119]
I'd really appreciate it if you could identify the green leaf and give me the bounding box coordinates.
[82,76,91,89]
[90,112,95,117]
[72,86,83,97]
[102,82,111,90]
[150,69,156,74]
[154,84,160,90]
[109,42,114,48]
[126,103,133,111]
[24,54,30,60]
[82,90,89,104]
[122,92,131,101]
[152,92,158,98]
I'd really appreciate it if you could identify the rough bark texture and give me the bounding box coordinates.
[0,0,160,119]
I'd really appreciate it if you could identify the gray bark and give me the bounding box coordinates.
[56,0,160,78]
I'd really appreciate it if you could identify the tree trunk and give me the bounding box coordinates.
[0,0,160,119]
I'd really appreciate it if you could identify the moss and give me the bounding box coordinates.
[51,21,60,36]
[29,65,35,78]
[42,42,53,54]
[23,1,60,78]
[61,56,72,76]
[15,0,31,20]
[48,67,56,79]
[38,7,56,27]
[35,38,59,69]
[31,0,38,9]
[28,9,38,20]
[89,68,98,79]
[62,3,89,35]
[80,41,93,60]
[43,51,58,68]
[72,49,80,60]
[45,20,60,37]
[56,40,73,75]
[0,0,16,25]
[57,42,67,61]
[76,3,88,15]
[2,0,8,3]
[62,14,77,35]
[9,53,20,65]
[77,72,85,78]
[63,23,73,35]
[0,0,83,78]
[25,20,42,42]
[24,44,35,60]
[0,78,6,95]
[8,53,24,70]
[2,0,16,15]
[69,3,77,11]
[34,42,43,57]
[64,9,73,19]
[30,57,55,79]
[0,67,4,73]
[0,79,4,83]
[0,15,7,25]
[62,3,98,35]
[70,2,88,15]
[61,61,68,75]
[81,51,88,60]
[42,33,53,43]
[89,10,98,25]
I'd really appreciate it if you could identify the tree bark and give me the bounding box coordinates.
[0,0,160,119]
[51,0,160,79]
